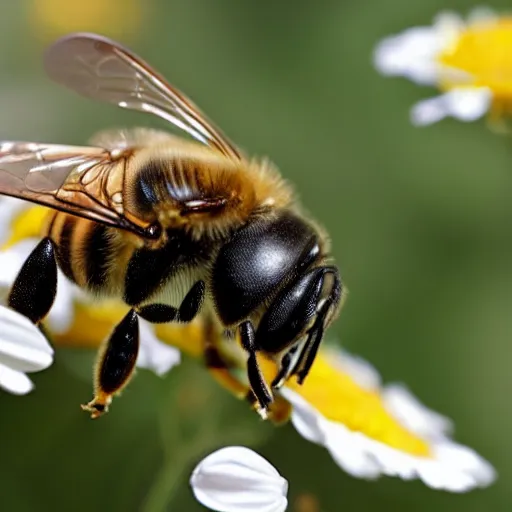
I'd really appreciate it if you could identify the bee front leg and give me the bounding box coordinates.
[239,320,273,418]
[8,237,57,325]
[82,309,139,419]
[200,316,291,424]
[83,282,204,419]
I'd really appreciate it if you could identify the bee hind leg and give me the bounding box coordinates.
[7,237,57,326]
[82,309,139,419]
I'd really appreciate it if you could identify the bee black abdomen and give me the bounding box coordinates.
[48,212,120,295]
[54,214,77,282]
[82,222,114,290]
[211,211,320,325]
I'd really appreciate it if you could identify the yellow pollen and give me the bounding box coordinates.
[439,18,512,113]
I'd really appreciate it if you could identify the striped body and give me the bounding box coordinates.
[47,212,213,308]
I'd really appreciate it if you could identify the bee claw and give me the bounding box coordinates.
[256,405,269,421]
[81,395,112,419]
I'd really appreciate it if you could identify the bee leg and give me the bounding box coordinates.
[295,273,342,384]
[7,237,57,326]
[81,309,139,419]
[201,316,291,424]
[136,281,205,323]
[239,320,273,418]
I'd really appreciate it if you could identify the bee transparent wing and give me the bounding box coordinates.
[44,33,241,160]
[0,141,152,235]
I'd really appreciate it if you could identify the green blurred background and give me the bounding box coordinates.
[0,0,510,510]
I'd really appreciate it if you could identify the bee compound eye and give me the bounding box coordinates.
[146,222,162,239]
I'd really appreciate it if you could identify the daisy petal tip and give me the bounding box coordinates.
[0,364,35,395]
[383,383,454,438]
[0,306,54,373]
[190,446,288,512]
[433,442,497,490]
[410,96,448,126]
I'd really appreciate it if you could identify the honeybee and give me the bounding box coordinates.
[1,33,342,419]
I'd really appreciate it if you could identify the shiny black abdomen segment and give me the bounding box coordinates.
[256,267,326,354]
[83,223,113,291]
[55,215,76,283]
[212,211,320,325]
[124,229,211,306]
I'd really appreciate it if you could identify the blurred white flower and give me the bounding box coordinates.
[281,348,496,492]
[190,446,288,512]
[374,8,512,126]
[0,305,54,394]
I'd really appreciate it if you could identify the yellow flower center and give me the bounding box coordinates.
[439,18,512,113]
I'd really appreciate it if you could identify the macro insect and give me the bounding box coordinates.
[0,33,342,419]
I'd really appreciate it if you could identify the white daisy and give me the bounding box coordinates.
[280,348,496,492]
[190,446,288,512]
[374,8,512,125]
[0,305,54,394]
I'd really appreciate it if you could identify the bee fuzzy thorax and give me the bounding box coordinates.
[124,142,294,242]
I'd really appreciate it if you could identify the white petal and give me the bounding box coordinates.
[190,446,288,512]
[0,362,34,394]
[321,422,381,479]
[326,347,381,390]
[362,440,417,480]
[280,388,325,444]
[432,11,464,44]
[411,87,492,125]
[445,87,492,120]
[383,384,453,439]
[0,306,53,372]
[433,442,497,489]
[0,240,36,288]
[46,274,77,334]
[136,320,181,376]
[374,28,445,85]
